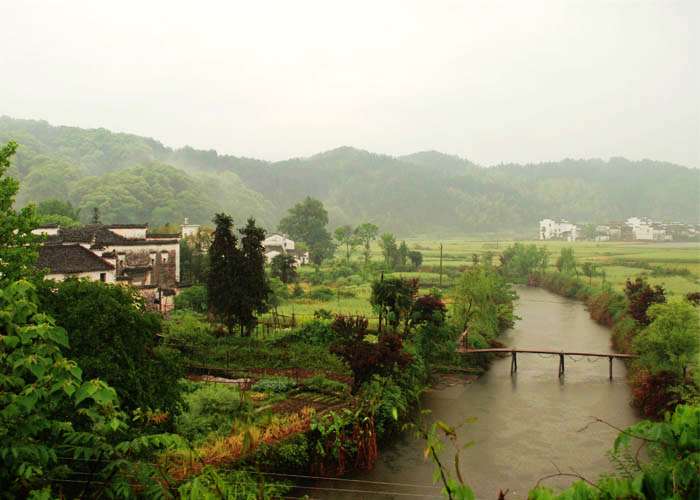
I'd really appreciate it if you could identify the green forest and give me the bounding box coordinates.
[2,116,698,235]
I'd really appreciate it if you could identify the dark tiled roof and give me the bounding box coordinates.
[147,233,180,239]
[37,244,115,274]
[54,225,132,245]
[49,225,179,246]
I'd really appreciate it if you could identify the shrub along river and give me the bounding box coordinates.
[313,286,639,499]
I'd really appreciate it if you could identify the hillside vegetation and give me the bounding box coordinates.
[2,116,698,235]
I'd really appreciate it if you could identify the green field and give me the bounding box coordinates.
[274,240,700,321]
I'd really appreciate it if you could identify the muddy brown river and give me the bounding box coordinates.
[312,286,639,499]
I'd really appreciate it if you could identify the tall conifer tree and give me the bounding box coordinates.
[238,218,270,336]
[207,213,240,334]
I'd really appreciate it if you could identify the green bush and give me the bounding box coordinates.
[302,375,350,395]
[174,285,208,313]
[163,310,215,349]
[37,278,184,416]
[251,376,296,393]
[294,319,335,345]
[175,383,252,443]
[253,434,310,473]
[415,323,458,367]
[308,286,335,301]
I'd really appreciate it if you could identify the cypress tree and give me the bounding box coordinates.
[207,213,241,335]
[237,218,271,336]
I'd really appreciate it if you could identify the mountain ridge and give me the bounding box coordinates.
[1,116,698,236]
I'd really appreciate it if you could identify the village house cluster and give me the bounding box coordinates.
[539,217,700,242]
[33,219,308,310]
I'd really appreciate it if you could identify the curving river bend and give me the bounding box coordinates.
[314,286,639,499]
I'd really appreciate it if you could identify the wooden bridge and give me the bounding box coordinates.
[457,333,636,380]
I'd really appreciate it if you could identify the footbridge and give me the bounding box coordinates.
[457,332,636,379]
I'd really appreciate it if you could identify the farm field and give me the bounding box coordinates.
[272,240,700,324]
[402,239,700,297]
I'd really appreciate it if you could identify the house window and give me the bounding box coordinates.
[99,273,106,282]
[161,251,169,263]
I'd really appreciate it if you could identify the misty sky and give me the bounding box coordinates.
[2,1,698,166]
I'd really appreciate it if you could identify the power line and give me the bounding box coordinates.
[56,457,441,491]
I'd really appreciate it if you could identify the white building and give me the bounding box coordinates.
[35,224,181,309]
[263,233,309,265]
[539,219,579,241]
[625,217,670,241]
[181,217,201,239]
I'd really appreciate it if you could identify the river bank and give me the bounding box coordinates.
[311,286,639,499]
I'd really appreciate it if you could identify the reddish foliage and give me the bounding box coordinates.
[331,315,369,340]
[631,370,680,419]
[625,277,666,326]
[685,291,700,305]
[331,333,412,391]
[412,295,447,325]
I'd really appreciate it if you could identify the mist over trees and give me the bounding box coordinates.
[2,116,699,235]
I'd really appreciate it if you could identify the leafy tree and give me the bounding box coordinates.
[633,301,700,378]
[581,262,599,285]
[452,263,518,344]
[398,241,409,269]
[0,280,181,497]
[354,222,379,267]
[0,141,40,285]
[35,199,81,227]
[37,278,184,417]
[408,250,423,270]
[331,332,412,391]
[91,206,101,223]
[270,253,298,284]
[36,198,80,220]
[370,277,418,334]
[278,197,335,267]
[555,247,577,276]
[625,277,666,326]
[180,229,211,285]
[378,232,398,269]
[499,243,548,283]
[208,213,241,335]
[237,218,271,335]
[334,224,359,264]
[412,295,447,327]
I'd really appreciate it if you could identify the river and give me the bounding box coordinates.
[312,286,639,499]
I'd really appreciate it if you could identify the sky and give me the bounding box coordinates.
[2,1,698,166]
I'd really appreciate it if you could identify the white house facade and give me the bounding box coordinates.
[539,219,579,241]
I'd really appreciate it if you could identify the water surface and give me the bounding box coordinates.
[314,286,638,499]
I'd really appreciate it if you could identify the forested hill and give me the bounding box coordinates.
[2,116,698,236]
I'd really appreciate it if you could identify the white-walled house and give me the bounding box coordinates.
[263,233,309,266]
[625,217,671,241]
[181,218,201,239]
[35,223,180,292]
[539,219,579,241]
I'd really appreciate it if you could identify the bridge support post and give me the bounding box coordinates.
[609,356,613,380]
[510,351,517,374]
[558,353,565,377]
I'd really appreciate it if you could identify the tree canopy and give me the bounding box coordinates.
[278,197,335,266]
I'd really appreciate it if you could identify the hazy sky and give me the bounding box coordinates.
[2,1,698,166]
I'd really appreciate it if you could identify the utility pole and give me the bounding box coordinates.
[439,243,443,287]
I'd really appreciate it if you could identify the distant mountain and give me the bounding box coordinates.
[1,116,698,236]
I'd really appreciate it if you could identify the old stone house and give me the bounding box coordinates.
[34,223,180,307]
